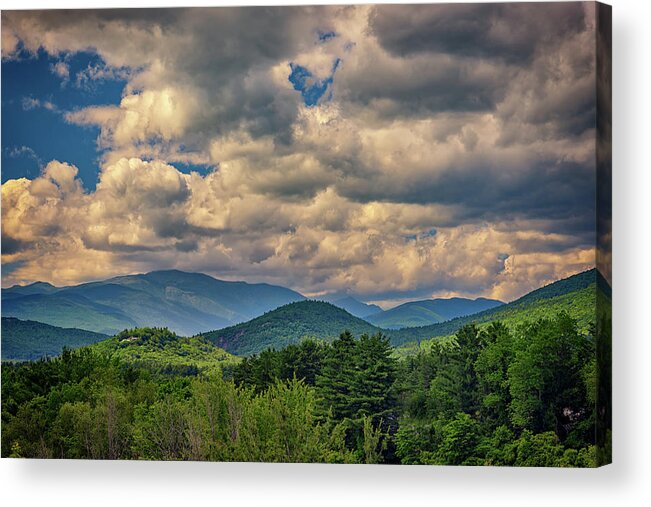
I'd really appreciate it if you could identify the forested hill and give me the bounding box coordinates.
[201,269,601,355]
[202,300,382,356]
[90,327,239,375]
[366,296,503,329]
[1,317,108,361]
[391,269,600,347]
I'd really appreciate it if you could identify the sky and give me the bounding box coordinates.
[1,3,599,306]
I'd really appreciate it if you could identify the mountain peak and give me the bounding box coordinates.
[203,300,381,355]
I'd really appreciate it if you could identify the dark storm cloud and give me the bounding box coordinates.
[337,156,596,245]
[369,2,586,63]
[339,54,512,115]
[1,235,31,255]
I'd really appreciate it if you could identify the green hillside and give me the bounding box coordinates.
[91,327,239,375]
[202,269,600,356]
[1,293,139,335]
[2,269,305,336]
[394,271,600,355]
[202,300,382,356]
[1,317,109,361]
[367,297,503,329]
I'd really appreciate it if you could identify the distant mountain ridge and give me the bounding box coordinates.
[2,268,600,359]
[2,270,305,336]
[366,296,503,329]
[323,296,382,318]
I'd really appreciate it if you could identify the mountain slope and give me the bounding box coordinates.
[2,270,305,336]
[1,292,139,335]
[1,317,108,361]
[202,300,382,356]
[367,297,503,329]
[391,269,600,348]
[202,269,600,355]
[326,296,382,318]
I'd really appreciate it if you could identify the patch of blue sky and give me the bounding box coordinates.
[404,228,438,242]
[288,58,341,107]
[317,30,336,43]
[174,161,216,176]
[2,48,129,190]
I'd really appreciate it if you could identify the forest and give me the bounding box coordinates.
[1,311,611,466]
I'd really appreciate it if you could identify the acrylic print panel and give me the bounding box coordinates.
[1,2,611,466]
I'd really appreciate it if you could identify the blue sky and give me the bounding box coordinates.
[2,49,128,189]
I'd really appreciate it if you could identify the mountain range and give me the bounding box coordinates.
[201,268,601,355]
[321,295,382,318]
[2,270,305,336]
[1,268,602,360]
[2,269,506,335]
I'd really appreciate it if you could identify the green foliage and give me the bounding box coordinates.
[91,327,240,376]
[202,301,382,356]
[314,332,397,422]
[392,270,598,348]
[1,317,108,361]
[391,313,601,466]
[1,349,355,462]
[2,270,608,467]
[508,314,593,436]
[428,413,483,466]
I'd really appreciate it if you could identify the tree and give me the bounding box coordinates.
[474,322,514,429]
[508,313,593,437]
[315,331,358,420]
[429,412,483,466]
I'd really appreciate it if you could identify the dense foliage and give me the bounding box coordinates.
[1,317,108,361]
[91,327,240,376]
[394,284,597,353]
[202,301,381,356]
[2,312,611,466]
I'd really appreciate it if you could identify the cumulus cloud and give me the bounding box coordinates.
[1,4,600,302]
[2,157,594,302]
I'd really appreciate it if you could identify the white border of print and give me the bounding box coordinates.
[1,1,649,506]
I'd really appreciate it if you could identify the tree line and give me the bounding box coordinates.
[1,312,611,465]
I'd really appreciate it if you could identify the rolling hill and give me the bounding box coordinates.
[202,269,602,357]
[2,270,305,336]
[366,297,503,329]
[1,317,109,361]
[202,300,382,356]
[90,327,239,375]
[391,269,603,350]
